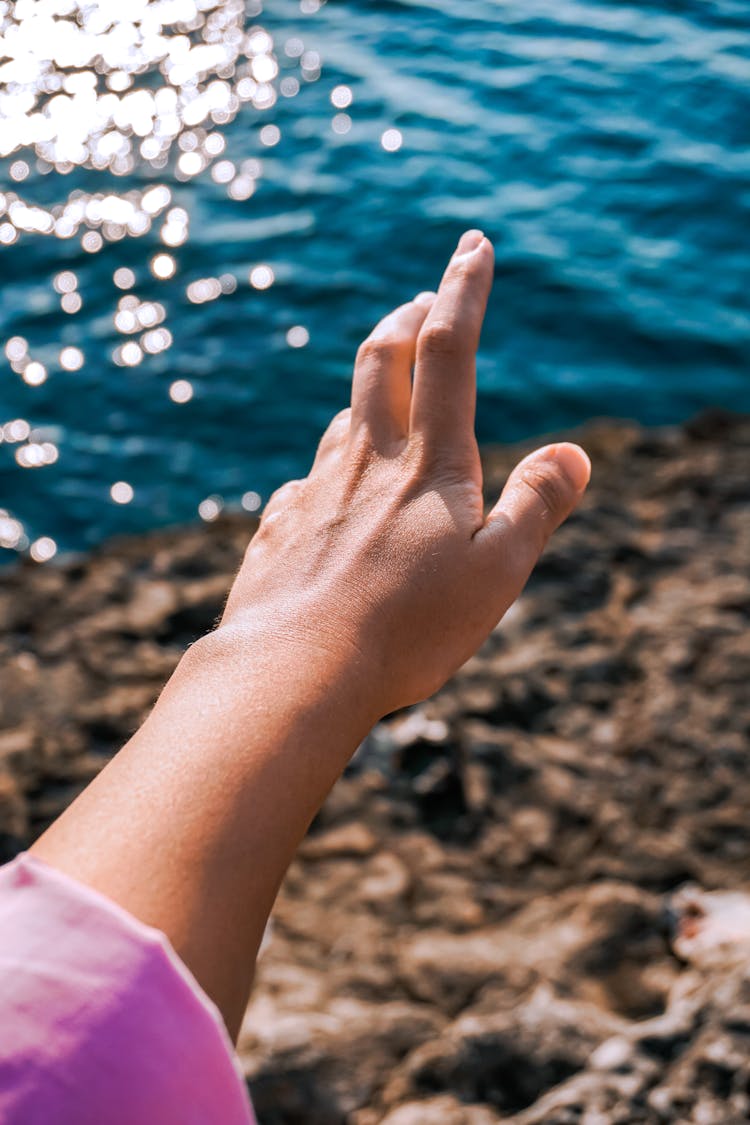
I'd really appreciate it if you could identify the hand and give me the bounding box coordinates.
[222,230,590,717]
[30,231,592,1039]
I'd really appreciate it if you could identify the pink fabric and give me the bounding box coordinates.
[0,853,256,1124]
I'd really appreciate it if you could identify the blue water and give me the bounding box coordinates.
[1,0,750,557]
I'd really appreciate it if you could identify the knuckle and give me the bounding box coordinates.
[355,339,379,367]
[519,462,570,520]
[449,257,476,284]
[356,336,407,368]
[266,478,304,508]
[419,322,461,362]
[314,413,349,461]
[327,408,351,435]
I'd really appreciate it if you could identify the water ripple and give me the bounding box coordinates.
[1,0,749,558]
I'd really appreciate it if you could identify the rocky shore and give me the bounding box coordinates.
[1,411,749,1123]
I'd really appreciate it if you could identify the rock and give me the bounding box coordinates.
[122,580,179,633]
[0,726,35,766]
[1,414,750,1121]
[358,852,411,905]
[669,885,750,968]
[241,998,445,1125]
[300,823,378,860]
[381,986,624,1118]
[398,926,533,1011]
[0,773,27,860]
[410,871,485,930]
[514,964,750,1124]
[375,1096,502,1124]
[397,882,675,1020]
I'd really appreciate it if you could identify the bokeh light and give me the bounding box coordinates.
[0,0,414,561]
[187,277,222,304]
[113,267,136,289]
[332,114,352,135]
[250,265,274,290]
[169,379,194,404]
[29,537,57,563]
[198,496,223,522]
[53,271,77,295]
[22,361,47,386]
[5,337,28,363]
[286,326,310,348]
[60,347,84,371]
[241,490,262,512]
[110,481,134,504]
[61,292,83,314]
[0,513,24,551]
[151,253,176,280]
[331,85,353,109]
[381,128,403,153]
[259,124,281,147]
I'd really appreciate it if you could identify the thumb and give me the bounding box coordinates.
[476,442,591,585]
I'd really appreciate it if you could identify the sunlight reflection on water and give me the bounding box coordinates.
[2,0,749,562]
[0,0,322,559]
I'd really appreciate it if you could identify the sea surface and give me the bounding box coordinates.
[1,0,749,559]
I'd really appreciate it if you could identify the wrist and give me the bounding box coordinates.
[178,609,382,739]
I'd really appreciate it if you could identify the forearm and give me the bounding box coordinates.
[29,231,589,1048]
[32,619,377,1039]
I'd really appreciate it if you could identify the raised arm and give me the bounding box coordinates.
[31,231,590,1040]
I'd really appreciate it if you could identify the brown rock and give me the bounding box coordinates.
[2,415,750,1121]
[300,823,378,860]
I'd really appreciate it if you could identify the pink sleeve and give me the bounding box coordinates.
[0,853,256,1125]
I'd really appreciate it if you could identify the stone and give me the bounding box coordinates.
[2,415,750,1121]
[300,823,378,860]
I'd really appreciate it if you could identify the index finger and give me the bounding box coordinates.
[409,230,495,453]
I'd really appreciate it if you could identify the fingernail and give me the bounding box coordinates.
[413,290,438,306]
[455,229,485,256]
[545,443,591,492]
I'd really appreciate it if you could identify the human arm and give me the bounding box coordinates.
[31,230,590,1040]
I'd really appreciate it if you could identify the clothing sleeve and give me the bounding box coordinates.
[0,853,256,1125]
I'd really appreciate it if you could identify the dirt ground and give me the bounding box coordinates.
[1,411,749,1123]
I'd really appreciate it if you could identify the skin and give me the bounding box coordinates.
[31,231,591,1040]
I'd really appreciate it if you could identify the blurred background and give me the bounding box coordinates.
[2,6,750,1122]
[1,0,749,560]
